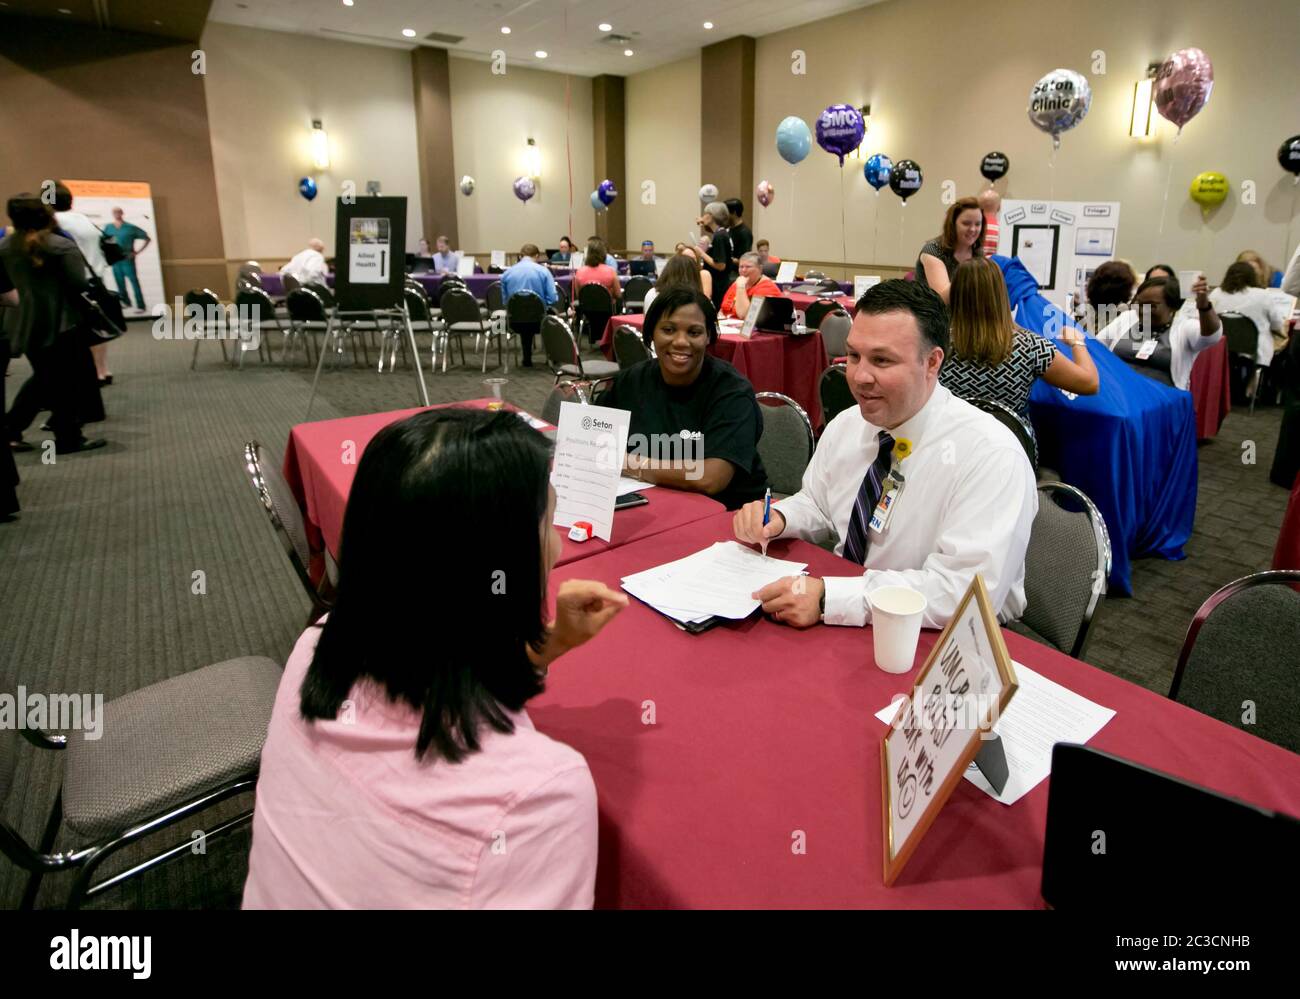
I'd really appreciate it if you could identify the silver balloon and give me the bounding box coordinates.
[698,183,718,203]
[459,175,476,196]
[1027,68,1092,148]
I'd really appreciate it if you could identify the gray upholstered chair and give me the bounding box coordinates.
[434,287,483,372]
[185,288,228,370]
[540,315,619,383]
[285,287,334,369]
[0,655,282,909]
[818,362,853,425]
[623,275,654,313]
[243,441,335,623]
[967,397,1038,473]
[542,378,591,425]
[818,308,852,359]
[232,285,281,368]
[613,324,653,368]
[755,392,814,498]
[1169,570,1300,753]
[1007,481,1111,659]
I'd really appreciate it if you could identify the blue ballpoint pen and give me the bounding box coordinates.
[761,487,772,556]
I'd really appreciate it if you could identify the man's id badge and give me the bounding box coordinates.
[1136,337,1159,360]
[869,474,904,533]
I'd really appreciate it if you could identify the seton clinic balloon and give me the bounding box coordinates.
[1277,136,1300,179]
[1154,47,1214,133]
[513,176,536,203]
[598,179,617,206]
[1027,68,1092,148]
[459,175,476,196]
[775,116,812,165]
[980,151,1010,182]
[889,159,923,202]
[815,103,865,166]
[1189,171,1229,209]
[298,176,318,201]
[864,153,892,192]
[756,180,775,207]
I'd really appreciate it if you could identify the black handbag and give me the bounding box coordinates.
[66,243,126,341]
[96,223,126,265]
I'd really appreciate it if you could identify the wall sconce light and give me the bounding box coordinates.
[523,137,542,179]
[310,119,331,170]
[1129,64,1159,138]
[847,105,872,160]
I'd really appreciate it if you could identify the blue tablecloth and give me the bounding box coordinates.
[995,256,1198,595]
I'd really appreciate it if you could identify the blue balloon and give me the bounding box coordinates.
[298,176,318,201]
[598,179,617,205]
[775,116,812,165]
[864,154,892,191]
[590,190,606,212]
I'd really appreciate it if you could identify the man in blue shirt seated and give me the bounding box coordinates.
[431,235,460,275]
[500,243,558,367]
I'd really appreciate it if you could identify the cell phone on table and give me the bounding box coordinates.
[615,491,650,509]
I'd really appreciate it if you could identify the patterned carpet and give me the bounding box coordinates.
[0,320,1291,908]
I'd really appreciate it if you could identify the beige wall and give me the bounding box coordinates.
[201,23,424,262]
[625,54,703,251]
[449,57,595,255]
[753,0,1300,281]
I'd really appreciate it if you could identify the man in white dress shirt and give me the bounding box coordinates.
[281,238,330,286]
[53,182,115,383]
[734,280,1037,629]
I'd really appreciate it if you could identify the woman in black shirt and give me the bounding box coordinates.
[601,287,768,510]
[915,196,985,304]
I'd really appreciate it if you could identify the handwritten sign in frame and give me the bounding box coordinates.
[880,574,1018,886]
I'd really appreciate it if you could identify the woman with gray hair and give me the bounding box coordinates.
[695,201,734,310]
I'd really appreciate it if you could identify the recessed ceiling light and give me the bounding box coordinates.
[500,26,511,35]
[534,50,548,58]
[703,21,714,30]
[624,49,634,56]
[401,28,416,37]
[599,23,612,32]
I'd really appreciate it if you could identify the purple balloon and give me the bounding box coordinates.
[815,103,865,166]
[1154,47,1213,132]
[513,176,536,202]
[598,178,617,206]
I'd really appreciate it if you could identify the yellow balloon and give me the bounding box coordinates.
[1190,171,1229,207]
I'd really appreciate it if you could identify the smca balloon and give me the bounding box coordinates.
[815,103,865,166]
[775,116,812,165]
[864,153,892,192]
[1027,69,1092,148]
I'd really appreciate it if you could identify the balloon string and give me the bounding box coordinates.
[1049,145,1057,202]
[839,164,847,280]
[872,192,880,266]
[1157,156,1175,238]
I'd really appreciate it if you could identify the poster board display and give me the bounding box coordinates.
[999,200,1121,311]
[62,180,165,315]
[333,196,407,310]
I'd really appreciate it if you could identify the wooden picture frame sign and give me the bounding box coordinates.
[881,574,1018,886]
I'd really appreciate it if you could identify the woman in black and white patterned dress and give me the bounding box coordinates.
[940,257,1099,421]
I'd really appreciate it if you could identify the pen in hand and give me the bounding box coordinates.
[761,487,772,557]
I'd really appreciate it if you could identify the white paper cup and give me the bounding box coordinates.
[868,586,928,674]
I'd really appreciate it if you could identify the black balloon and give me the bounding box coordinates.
[889,159,923,201]
[1280,136,1300,177]
[980,151,1009,182]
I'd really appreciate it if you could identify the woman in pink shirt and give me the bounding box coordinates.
[243,408,628,908]
[572,238,622,305]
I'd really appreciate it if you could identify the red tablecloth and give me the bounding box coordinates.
[600,313,829,427]
[1188,337,1231,440]
[536,510,1300,908]
[1273,470,1300,570]
[282,400,725,567]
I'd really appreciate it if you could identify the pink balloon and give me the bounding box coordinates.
[756,180,775,207]
[1153,47,1213,131]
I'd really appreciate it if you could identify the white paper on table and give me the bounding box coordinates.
[616,477,656,496]
[873,661,1115,806]
[491,250,507,270]
[456,256,476,277]
[775,260,799,284]
[854,275,880,299]
[621,541,807,621]
[549,402,629,542]
[654,256,667,276]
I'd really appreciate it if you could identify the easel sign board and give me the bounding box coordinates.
[881,574,1018,886]
[333,196,407,311]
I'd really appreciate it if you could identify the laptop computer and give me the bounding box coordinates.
[751,296,795,333]
[1041,744,1299,908]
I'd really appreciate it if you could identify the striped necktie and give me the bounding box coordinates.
[843,431,896,566]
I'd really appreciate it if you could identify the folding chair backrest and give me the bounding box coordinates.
[184,288,220,311]
[541,315,581,372]
[404,285,431,322]
[624,275,653,307]
[236,286,279,328]
[242,441,316,598]
[755,392,814,496]
[614,324,653,368]
[304,282,334,308]
[440,288,483,327]
[1220,314,1258,358]
[803,299,838,334]
[1021,482,1111,657]
[486,281,505,313]
[281,273,301,295]
[1171,570,1300,754]
[818,363,854,424]
[286,287,327,323]
[818,309,852,358]
[506,290,546,331]
[577,282,614,314]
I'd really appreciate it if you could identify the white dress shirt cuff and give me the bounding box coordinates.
[822,574,869,627]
